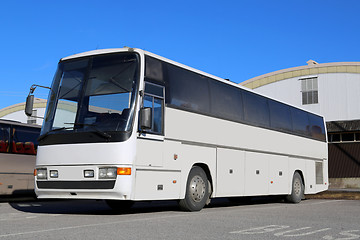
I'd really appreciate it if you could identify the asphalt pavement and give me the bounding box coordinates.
[0,197,359,240]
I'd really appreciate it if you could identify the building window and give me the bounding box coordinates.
[27,109,37,125]
[301,77,318,105]
[356,133,360,141]
[328,132,360,142]
[342,133,354,142]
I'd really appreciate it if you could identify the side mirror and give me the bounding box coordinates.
[139,107,152,130]
[25,95,34,116]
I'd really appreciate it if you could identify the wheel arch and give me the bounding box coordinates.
[286,169,305,203]
[294,169,305,186]
[193,163,214,197]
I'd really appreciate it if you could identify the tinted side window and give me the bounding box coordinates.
[0,124,10,153]
[165,63,210,114]
[145,56,164,83]
[209,80,243,122]
[269,100,292,132]
[12,126,40,155]
[243,91,270,127]
[291,108,310,137]
[308,114,326,141]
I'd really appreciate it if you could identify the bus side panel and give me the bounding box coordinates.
[305,160,317,194]
[136,138,163,167]
[134,170,181,200]
[0,154,35,195]
[162,140,182,170]
[215,148,245,197]
[268,155,289,195]
[244,152,269,196]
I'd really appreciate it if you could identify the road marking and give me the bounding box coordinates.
[0,212,190,238]
[323,230,360,240]
[231,225,359,239]
[274,227,331,237]
[230,225,290,234]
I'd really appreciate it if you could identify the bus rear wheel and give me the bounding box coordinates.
[179,166,210,212]
[285,172,304,203]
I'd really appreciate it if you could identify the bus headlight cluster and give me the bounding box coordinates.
[99,167,117,179]
[35,168,47,179]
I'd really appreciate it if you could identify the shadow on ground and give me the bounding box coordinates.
[6,195,286,216]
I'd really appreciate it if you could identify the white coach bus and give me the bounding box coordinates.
[25,48,328,211]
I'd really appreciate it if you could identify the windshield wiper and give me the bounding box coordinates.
[38,123,112,142]
[65,123,112,140]
[37,126,74,141]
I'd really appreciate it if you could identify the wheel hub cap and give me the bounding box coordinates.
[294,179,301,196]
[190,176,206,202]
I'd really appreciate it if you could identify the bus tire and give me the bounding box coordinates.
[106,200,134,211]
[285,172,304,203]
[179,166,210,212]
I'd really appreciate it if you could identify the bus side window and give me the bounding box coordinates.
[142,82,164,135]
[11,126,40,155]
[12,141,25,154]
[0,140,6,152]
[24,142,37,155]
[0,124,10,153]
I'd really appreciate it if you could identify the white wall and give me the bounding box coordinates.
[253,73,360,122]
[0,108,45,125]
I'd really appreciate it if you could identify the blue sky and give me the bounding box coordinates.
[1,0,360,110]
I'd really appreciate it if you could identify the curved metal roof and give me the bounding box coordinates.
[0,98,47,118]
[241,61,360,89]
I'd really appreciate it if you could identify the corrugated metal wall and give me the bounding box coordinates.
[328,143,360,178]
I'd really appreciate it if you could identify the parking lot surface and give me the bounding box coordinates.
[0,197,359,240]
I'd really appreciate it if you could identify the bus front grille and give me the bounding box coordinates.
[36,180,115,189]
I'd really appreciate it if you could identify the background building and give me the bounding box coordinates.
[0,98,46,126]
[241,61,360,188]
[0,98,80,128]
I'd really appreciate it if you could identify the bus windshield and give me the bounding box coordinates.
[42,53,140,137]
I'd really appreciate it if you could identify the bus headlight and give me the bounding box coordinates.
[50,170,58,178]
[99,167,117,179]
[36,168,47,179]
[84,170,94,178]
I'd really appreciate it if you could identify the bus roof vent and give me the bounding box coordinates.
[307,60,318,65]
[123,46,134,52]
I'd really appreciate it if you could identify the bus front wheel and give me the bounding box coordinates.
[179,166,210,211]
[285,172,304,203]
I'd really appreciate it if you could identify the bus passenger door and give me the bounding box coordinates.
[135,82,182,200]
[136,82,165,167]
